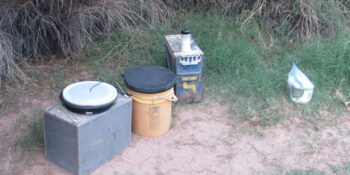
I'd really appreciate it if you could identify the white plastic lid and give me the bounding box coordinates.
[62,81,118,107]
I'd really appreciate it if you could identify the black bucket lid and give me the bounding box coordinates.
[181,29,191,35]
[123,66,176,93]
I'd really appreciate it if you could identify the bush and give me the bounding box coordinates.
[0,0,169,86]
[165,0,348,39]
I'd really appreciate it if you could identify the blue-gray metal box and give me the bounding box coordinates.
[44,94,132,175]
[165,34,205,103]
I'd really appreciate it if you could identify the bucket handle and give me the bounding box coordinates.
[153,94,178,103]
[114,81,132,98]
[130,93,178,104]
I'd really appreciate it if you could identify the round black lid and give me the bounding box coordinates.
[181,29,191,35]
[123,66,176,93]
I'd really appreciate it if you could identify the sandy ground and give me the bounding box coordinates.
[1,98,350,175]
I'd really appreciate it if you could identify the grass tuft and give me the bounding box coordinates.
[16,114,44,149]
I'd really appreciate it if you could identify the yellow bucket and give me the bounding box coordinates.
[128,88,177,137]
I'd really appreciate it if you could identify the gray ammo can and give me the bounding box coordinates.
[165,34,205,103]
[44,94,132,175]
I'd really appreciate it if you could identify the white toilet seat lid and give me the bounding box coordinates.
[62,81,118,107]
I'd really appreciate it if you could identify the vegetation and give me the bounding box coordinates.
[84,12,350,125]
[0,0,168,86]
[166,0,348,38]
[15,113,44,149]
[285,162,350,175]
[285,169,327,175]
[0,0,349,86]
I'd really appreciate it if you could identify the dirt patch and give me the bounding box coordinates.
[90,104,350,175]
[1,102,349,175]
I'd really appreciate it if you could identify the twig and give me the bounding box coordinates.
[241,0,266,26]
[247,142,269,161]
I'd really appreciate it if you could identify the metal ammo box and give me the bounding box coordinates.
[165,34,204,103]
[44,94,132,175]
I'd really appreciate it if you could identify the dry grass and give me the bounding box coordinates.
[0,0,169,86]
[0,32,28,86]
[165,0,348,39]
[0,0,349,87]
